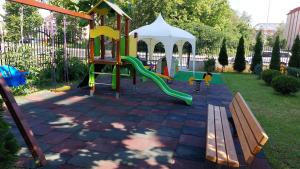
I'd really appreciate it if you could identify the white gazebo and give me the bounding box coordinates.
[130,14,196,77]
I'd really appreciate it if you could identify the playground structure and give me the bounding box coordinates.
[74,1,193,105]
[0,1,194,166]
[156,57,179,80]
[76,0,138,98]
[8,0,193,105]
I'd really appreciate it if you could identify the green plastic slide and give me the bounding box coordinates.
[122,56,193,105]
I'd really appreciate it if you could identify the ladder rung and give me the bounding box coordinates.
[95,82,112,86]
[94,72,112,75]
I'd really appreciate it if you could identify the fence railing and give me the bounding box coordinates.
[0,26,88,70]
[0,25,292,71]
[138,46,291,68]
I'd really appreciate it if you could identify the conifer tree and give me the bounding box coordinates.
[270,36,281,70]
[288,35,300,68]
[251,31,263,72]
[218,39,229,72]
[234,36,246,72]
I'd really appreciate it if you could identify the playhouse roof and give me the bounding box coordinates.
[87,0,131,19]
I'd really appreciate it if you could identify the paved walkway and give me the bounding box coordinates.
[3,77,271,169]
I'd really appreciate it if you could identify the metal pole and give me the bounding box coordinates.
[20,6,24,45]
[0,20,4,52]
[267,0,271,23]
[63,16,68,82]
[50,14,56,85]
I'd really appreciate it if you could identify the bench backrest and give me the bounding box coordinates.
[229,93,268,164]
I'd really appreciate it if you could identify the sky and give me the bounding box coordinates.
[229,0,299,25]
[0,0,299,26]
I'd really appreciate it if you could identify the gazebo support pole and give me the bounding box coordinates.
[177,42,184,70]
[193,45,196,77]
[116,14,121,98]
[100,15,105,59]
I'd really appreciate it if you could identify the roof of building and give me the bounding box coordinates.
[254,23,281,31]
[288,6,300,15]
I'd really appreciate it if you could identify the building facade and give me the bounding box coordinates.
[43,14,89,39]
[285,7,300,49]
[43,14,57,35]
[254,23,281,37]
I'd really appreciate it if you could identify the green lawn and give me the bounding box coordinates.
[222,73,300,169]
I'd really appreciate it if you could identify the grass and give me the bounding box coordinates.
[222,73,300,169]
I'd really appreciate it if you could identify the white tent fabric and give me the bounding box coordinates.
[129,14,196,77]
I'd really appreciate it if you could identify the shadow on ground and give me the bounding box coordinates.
[3,77,270,169]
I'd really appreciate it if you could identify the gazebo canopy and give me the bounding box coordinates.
[130,14,196,77]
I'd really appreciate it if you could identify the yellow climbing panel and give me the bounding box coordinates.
[90,26,120,40]
[129,35,137,56]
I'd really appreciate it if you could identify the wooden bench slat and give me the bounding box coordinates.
[206,93,268,167]
[220,107,239,168]
[214,106,228,165]
[230,104,255,164]
[232,98,262,154]
[206,104,217,162]
[235,93,269,146]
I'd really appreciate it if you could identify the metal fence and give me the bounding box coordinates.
[0,26,292,71]
[0,26,88,70]
[137,46,291,68]
[137,52,209,67]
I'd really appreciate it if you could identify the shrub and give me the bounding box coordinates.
[262,69,281,85]
[233,36,246,72]
[269,36,281,70]
[204,58,216,72]
[287,67,300,78]
[0,99,3,111]
[0,113,20,168]
[4,46,34,71]
[251,31,263,72]
[254,64,262,78]
[68,57,87,81]
[271,75,300,95]
[43,48,88,83]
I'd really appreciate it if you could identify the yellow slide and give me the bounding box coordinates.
[155,73,172,80]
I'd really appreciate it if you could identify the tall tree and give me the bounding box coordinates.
[3,2,43,42]
[49,0,83,42]
[234,36,246,72]
[218,38,228,72]
[250,31,263,72]
[270,36,281,70]
[72,0,253,54]
[123,0,252,51]
[288,35,300,68]
[266,23,287,49]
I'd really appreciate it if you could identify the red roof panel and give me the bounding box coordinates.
[288,6,300,15]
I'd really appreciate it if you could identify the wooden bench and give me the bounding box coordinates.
[206,92,269,168]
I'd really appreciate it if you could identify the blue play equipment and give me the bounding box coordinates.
[0,65,28,87]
